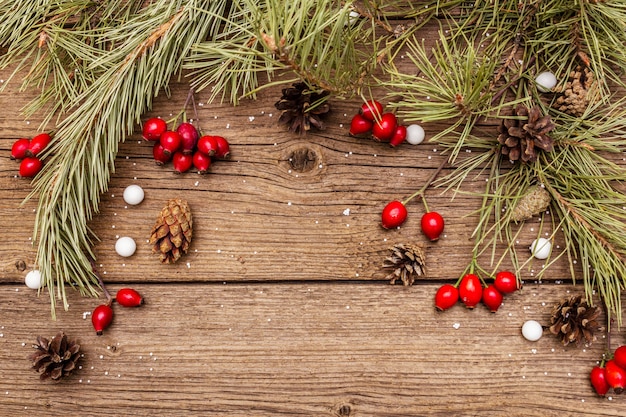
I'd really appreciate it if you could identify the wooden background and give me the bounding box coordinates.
[1,23,625,416]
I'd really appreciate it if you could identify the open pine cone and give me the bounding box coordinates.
[29,332,81,381]
[554,66,599,116]
[383,243,426,285]
[497,105,555,163]
[149,198,193,264]
[274,82,330,135]
[549,295,602,346]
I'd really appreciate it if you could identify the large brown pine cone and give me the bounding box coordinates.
[29,332,81,381]
[149,198,193,264]
[497,105,555,163]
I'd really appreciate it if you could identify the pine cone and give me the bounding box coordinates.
[383,243,426,285]
[554,66,599,117]
[149,198,193,264]
[510,185,551,222]
[497,105,555,163]
[549,295,602,346]
[29,332,81,381]
[275,82,331,135]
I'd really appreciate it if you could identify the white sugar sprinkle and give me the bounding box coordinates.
[453,323,461,329]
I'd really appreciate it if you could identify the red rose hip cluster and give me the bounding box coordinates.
[10,133,51,178]
[349,100,407,147]
[92,288,144,335]
[590,346,626,396]
[142,117,230,174]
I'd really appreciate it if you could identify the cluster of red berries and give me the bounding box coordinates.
[590,346,626,396]
[91,288,143,335]
[142,117,230,174]
[349,100,407,147]
[381,200,445,241]
[10,133,51,178]
[435,271,521,313]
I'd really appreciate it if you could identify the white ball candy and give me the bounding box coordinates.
[25,270,43,290]
[530,237,552,260]
[123,185,144,205]
[406,124,425,145]
[535,71,557,93]
[521,320,543,342]
[115,237,137,257]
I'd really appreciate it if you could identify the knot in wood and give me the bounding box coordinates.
[15,260,26,272]
[288,147,318,173]
[337,404,352,416]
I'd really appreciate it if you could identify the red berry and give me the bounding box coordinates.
[11,138,30,160]
[605,359,626,394]
[159,131,182,156]
[172,151,193,173]
[116,288,144,307]
[193,151,212,174]
[25,133,51,157]
[482,284,503,313]
[91,304,113,336]
[152,142,172,165]
[459,273,482,309]
[359,100,383,122]
[372,113,397,142]
[349,114,373,136]
[590,366,610,397]
[421,211,445,241]
[214,136,230,159]
[614,345,626,369]
[381,200,407,229]
[435,284,459,311]
[142,117,167,141]
[389,125,407,147]
[197,135,219,157]
[19,157,43,178]
[494,270,521,294]
[176,122,199,154]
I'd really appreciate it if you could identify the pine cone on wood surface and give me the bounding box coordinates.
[275,82,331,135]
[549,295,602,346]
[149,198,193,264]
[497,105,555,163]
[383,243,426,285]
[29,332,81,381]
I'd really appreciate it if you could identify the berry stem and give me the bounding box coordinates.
[402,157,447,207]
[89,258,112,306]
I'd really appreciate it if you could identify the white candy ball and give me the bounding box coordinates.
[123,185,145,205]
[115,237,137,257]
[521,320,543,342]
[406,124,425,145]
[535,71,557,93]
[530,237,552,260]
[25,270,43,290]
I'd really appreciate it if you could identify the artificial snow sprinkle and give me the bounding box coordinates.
[343,208,350,216]
[453,323,461,329]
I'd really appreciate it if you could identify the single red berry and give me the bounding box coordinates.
[349,114,373,136]
[159,130,182,156]
[482,284,503,313]
[459,273,482,309]
[614,345,626,369]
[152,142,172,165]
[91,304,113,336]
[172,151,193,173]
[193,151,212,174]
[11,138,30,160]
[116,288,144,307]
[590,366,610,397]
[605,359,626,394]
[142,117,168,141]
[435,284,459,311]
[197,135,219,157]
[176,122,199,154]
[372,113,397,142]
[389,125,407,147]
[381,200,407,229]
[19,157,43,178]
[359,100,383,122]
[494,270,521,294]
[25,133,51,157]
[421,211,445,241]
[214,136,230,159]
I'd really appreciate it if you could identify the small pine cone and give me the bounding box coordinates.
[497,105,555,163]
[383,243,426,285]
[149,198,193,264]
[549,295,602,346]
[274,82,331,135]
[29,332,81,381]
[554,66,599,117]
[510,185,551,222]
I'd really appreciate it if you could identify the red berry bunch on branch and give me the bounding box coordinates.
[10,132,51,178]
[349,100,408,147]
[591,345,626,396]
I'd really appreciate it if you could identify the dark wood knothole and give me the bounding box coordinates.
[15,260,26,271]
[288,147,318,172]
[337,404,352,416]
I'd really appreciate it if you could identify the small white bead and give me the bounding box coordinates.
[535,72,557,93]
[530,238,552,260]
[522,320,543,341]
[405,124,425,145]
[123,185,145,205]
[25,270,43,289]
[115,237,137,257]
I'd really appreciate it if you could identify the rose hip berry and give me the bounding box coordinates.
[176,122,199,154]
[349,114,373,136]
[372,113,397,142]
[421,211,445,241]
[11,138,30,160]
[590,366,610,397]
[381,200,407,229]
[172,151,193,173]
[605,359,626,394]
[152,142,172,165]
[91,304,114,336]
[116,288,144,307]
[614,345,626,369]
[459,273,482,309]
[193,151,211,174]
[494,270,521,294]
[435,284,459,311]
[359,100,383,122]
[159,131,182,156]
[142,117,167,141]
[19,157,43,178]
[214,136,230,159]
[389,125,407,147]
[197,135,219,157]
[26,133,51,157]
[482,284,503,313]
